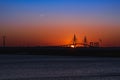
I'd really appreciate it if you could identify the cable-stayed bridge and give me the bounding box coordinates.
[60,34,101,48]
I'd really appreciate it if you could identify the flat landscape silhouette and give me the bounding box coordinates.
[0,47,120,57]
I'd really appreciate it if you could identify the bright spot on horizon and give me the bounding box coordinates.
[71,45,75,48]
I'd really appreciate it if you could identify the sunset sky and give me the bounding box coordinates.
[0,0,120,47]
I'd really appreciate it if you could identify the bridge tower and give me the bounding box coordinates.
[83,36,88,47]
[72,34,77,48]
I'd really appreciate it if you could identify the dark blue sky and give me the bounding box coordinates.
[1,0,120,19]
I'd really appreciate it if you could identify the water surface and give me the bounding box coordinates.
[0,55,120,80]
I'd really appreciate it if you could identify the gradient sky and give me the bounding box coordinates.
[0,0,120,47]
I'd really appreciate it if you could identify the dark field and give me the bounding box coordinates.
[0,47,120,57]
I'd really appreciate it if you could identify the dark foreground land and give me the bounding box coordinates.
[0,47,120,57]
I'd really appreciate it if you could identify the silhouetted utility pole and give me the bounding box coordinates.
[99,39,102,47]
[3,36,6,47]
